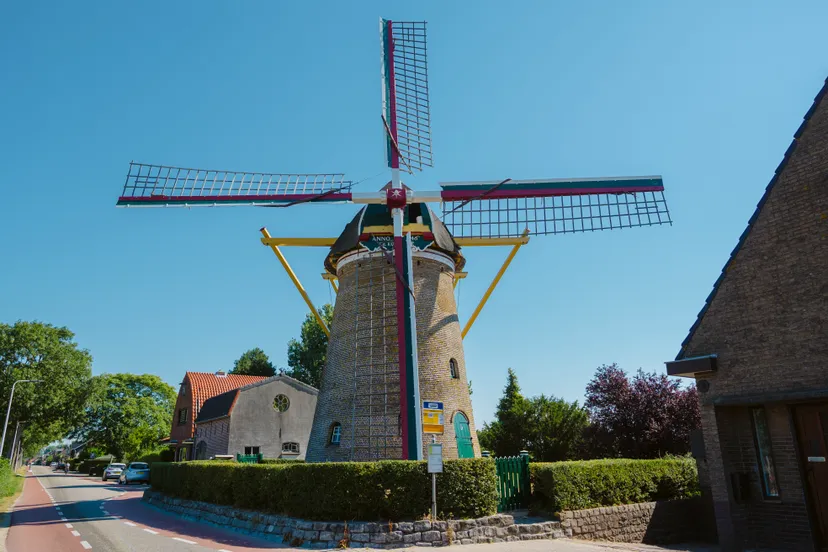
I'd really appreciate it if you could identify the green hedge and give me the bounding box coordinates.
[260,458,305,464]
[82,455,119,476]
[131,447,174,466]
[151,459,497,521]
[530,457,699,513]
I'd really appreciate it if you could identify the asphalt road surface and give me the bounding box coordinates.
[7,466,286,552]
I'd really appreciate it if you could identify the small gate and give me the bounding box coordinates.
[236,453,262,464]
[493,451,530,512]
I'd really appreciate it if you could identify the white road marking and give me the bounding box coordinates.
[124,521,137,527]
[71,530,80,537]
[65,523,73,528]
[143,528,159,535]
[81,541,92,549]
[218,549,233,552]
[61,517,68,521]
[172,537,197,544]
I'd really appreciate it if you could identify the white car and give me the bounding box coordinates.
[102,463,126,481]
[50,462,57,468]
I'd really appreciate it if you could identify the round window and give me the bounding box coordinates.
[273,394,290,412]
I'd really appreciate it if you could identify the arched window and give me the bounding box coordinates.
[329,422,342,445]
[449,358,459,379]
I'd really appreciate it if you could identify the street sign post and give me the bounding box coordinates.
[422,401,444,434]
[427,438,442,520]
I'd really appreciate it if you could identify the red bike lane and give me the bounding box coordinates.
[7,472,85,552]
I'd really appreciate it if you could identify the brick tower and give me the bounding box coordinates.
[305,202,480,462]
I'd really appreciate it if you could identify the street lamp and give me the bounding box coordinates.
[2,380,43,458]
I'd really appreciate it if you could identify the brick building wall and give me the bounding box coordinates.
[306,249,479,462]
[677,77,828,550]
[194,417,230,459]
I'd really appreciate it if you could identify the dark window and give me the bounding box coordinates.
[449,358,459,379]
[273,394,290,412]
[282,442,300,454]
[330,423,341,445]
[751,408,780,498]
[244,446,260,455]
[177,408,188,425]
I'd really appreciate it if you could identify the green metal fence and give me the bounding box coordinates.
[236,453,262,464]
[492,451,530,512]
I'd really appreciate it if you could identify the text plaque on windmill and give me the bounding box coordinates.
[115,17,672,462]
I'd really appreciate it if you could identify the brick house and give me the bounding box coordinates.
[169,371,267,461]
[665,76,828,551]
[193,375,317,460]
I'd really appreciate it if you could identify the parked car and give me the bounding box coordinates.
[102,463,126,482]
[54,462,65,471]
[50,462,57,468]
[118,462,150,485]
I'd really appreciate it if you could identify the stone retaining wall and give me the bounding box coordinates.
[143,490,568,548]
[559,497,714,544]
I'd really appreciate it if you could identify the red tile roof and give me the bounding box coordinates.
[170,372,267,443]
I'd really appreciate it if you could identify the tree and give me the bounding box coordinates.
[230,348,275,377]
[584,364,700,458]
[479,369,586,461]
[525,394,588,462]
[73,373,176,461]
[285,304,333,388]
[0,321,92,457]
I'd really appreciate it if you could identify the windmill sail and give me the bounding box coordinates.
[117,162,352,207]
[381,20,432,173]
[440,176,671,238]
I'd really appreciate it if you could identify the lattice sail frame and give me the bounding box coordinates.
[117,162,352,207]
[381,19,432,173]
[439,177,672,238]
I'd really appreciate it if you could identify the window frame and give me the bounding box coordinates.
[244,446,261,456]
[750,407,780,499]
[281,442,300,454]
[273,394,290,412]
[449,358,459,379]
[329,423,342,445]
[178,408,188,425]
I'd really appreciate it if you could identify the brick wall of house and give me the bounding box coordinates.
[306,249,478,462]
[194,417,230,459]
[680,78,828,551]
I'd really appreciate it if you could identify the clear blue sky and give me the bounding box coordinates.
[2,1,826,425]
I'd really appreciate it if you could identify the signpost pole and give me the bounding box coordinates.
[431,436,438,520]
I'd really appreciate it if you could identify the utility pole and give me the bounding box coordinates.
[2,380,42,458]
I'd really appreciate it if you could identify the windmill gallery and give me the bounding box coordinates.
[115,19,672,462]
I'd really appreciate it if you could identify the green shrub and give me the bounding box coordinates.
[260,458,305,464]
[131,447,174,466]
[151,458,497,521]
[85,455,120,476]
[530,457,700,513]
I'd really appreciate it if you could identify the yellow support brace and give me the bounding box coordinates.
[453,272,468,289]
[455,236,530,247]
[322,273,339,294]
[260,227,330,337]
[461,229,530,339]
[260,237,337,247]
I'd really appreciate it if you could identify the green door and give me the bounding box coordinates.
[454,412,474,458]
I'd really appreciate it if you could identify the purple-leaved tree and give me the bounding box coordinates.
[584,364,700,458]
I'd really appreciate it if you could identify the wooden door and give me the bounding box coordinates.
[454,412,474,458]
[795,404,828,550]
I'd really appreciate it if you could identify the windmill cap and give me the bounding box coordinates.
[324,202,464,273]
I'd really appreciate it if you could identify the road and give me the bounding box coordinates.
[6,466,286,552]
[6,466,715,552]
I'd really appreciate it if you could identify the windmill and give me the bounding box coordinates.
[117,19,671,462]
